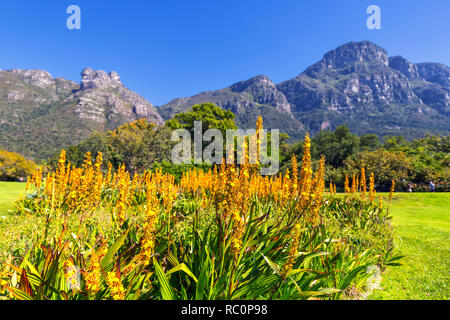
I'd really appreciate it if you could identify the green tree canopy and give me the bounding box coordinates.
[52,119,175,174]
[344,149,412,190]
[310,125,360,168]
[166,103,237,136]
[0,149,36,181]
[360,134,380,151]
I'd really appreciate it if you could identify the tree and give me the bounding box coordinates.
[0,149,36,181]
[360,134,380,151]
[106,119,174,173]
[382,135,408,150]
[344,149,412,191]
[311,126,360,167]
[166,103,237,136]
[52,119,174,174]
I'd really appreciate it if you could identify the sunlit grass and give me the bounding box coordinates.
[369,193,449,300]
[0,182,25,217]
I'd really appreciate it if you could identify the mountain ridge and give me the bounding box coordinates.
[0,40,448,160]
[159,41,449,140]
[0,67,162,160]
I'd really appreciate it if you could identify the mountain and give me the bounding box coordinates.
[158,75,304,140]
[0,68,162,160]
[1,41,449,160]
[158,41,450,140]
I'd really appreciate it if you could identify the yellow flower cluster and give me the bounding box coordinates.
[369,172,376,202]
[106,271,125,300]
[84,245,107,294]
[389,179,395,201]
[360,167,366,200]
[25,117,328,271]
[343,167,381,205]
[138,177,160,266]
[344,175,350,194]
[115,164,130,224]
[284,223,303,273]
[27,151,105,217]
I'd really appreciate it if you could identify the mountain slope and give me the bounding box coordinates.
[159,41,450,140]
[0,41,448,160]
[0,68,162,160]
[159,75,304,140]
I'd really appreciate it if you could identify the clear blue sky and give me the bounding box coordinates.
[0,0,449,106]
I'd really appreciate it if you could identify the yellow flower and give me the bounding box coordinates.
[389,180,395,201]
[284,223,302,273]
[107,272,125,300]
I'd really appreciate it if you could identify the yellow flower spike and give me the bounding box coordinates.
[297,133,314,213]
[284,223,303,273]
[369,172,375,202]
[360,167,366,200]
[344,174,350,194]
[256,116,263,161]
[389,180,395,201]
[107,271,125,300]
[351,174,357,194]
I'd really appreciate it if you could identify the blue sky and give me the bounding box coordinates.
[0,0,449,105]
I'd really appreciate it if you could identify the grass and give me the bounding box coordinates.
[0,182,448,299]
[0,182,26,217]
[0,182,41,262]
[369,193,449,300]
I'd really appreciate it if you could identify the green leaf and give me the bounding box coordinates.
[262,254,282,277]
[101,229,129,270]
[166,263,198,283]
[154,258,175,300]
[286,268,311,278]
[8,287,34,300]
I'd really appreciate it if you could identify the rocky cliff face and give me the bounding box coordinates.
[159,74,303,139]
[1,41,449,159]
[159,75,291,117]
[74,68,162,128]
[159,41,450,139]
[0,68,162,159]
[278,42,423,114]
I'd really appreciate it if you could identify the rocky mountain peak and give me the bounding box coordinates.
[80,67,123,90]
[9,68,55,88]
[226,75,291,113]
[416,63,450,87]
[305,41,389,78]
[75,68,163,126]
[230,75,275,92]
[389,56,421,80]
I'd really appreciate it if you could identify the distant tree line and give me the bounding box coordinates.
[2,102,447,192]
[282,126,449,192]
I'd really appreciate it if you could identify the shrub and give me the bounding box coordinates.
[0,149,36,181]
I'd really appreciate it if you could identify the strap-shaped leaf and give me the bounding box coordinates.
[166,263,198,283]
[8,287,34,300]
[153,258,175,300]
[262,254,282,277]
[101,229,129,270]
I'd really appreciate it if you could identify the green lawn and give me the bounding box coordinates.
[0,182,448,299]
[369,193,449,300]
[0,181,26,217]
